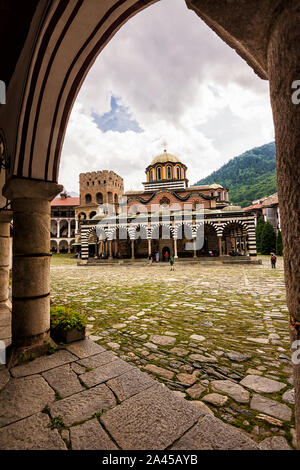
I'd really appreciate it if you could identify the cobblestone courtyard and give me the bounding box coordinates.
[48,256,295,449]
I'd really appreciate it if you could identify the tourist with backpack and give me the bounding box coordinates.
[271,253,277,269]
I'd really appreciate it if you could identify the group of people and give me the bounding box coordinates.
[148,250,175,270]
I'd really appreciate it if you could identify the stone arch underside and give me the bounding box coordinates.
[1,0,276,187]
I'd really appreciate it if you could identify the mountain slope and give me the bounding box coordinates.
[195,142,276,207]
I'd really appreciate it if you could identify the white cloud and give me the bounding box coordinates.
[60,0,274,194]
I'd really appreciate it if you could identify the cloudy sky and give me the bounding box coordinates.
[60,0,275,194]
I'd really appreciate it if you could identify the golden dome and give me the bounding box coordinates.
[209,183,223,189]
[151,150,181,166]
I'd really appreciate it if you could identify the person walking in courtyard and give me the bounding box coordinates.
[164,250,169,263]
[170,255,175,271]
[271,253,277,268]
[155,251,159,263]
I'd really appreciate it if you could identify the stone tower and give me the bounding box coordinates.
[78,170,124,219]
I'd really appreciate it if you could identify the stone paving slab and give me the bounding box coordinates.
[80,359,134,388]
[240,375,286,393]
[149,335,176,346]
[190,401,214,415]
[258,436,292,450]
[171,414,259,450]
[144,364,174,379]
[49,383,116,427]
[70,419,118,450]
[100,383,203,450]
[77,351,118,369]
[0,375,55,427]
[250,394,292,421]
[10,349,78,378]
[42,364,85,398]
[66,339,106,358]
[202,393,228,406]
[211,379,250,403]
[0,412,66,450]
[107,368,156,401]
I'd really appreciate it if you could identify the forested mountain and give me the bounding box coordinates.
[195,142,276,207]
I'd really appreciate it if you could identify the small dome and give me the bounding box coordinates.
[151,150,180,165]
[209,183,223,189]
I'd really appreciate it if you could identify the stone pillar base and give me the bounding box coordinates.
[6,336,58,368]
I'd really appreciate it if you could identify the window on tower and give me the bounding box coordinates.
[156,167,162,180]
[167,166,172,179]
[176,166,181,179]
[149,169,153,182]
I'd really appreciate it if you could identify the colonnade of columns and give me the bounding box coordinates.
[51,239,76,254]
[52,218,74,239]
[81,227,250,262]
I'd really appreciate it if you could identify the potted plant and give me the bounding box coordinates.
[50,305,87,344]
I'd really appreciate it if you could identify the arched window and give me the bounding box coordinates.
[156,166,162,181]
[167,166,172,179]
[149,169,153,182]
[96,192,103,204]
[176,166,181,179]
[85,194,92,204]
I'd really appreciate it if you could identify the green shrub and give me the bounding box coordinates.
[50,305,87,331]
[261,221,276,255]
[255,216,265,253]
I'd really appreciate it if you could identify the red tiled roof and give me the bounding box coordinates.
[261,193,278,206]
[243,203,262,212]
[51,197,80,207]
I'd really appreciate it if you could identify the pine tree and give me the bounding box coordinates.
[255,216,265,253]
[261,221,276,255]
[276,229,283,256]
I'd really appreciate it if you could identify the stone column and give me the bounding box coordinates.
[131,239,135,260]
[193,238,197,258]
[268,8,300,448]
[67,243,71,254]
[108,240,113,260]
[218,235,222,257]
[68,220,71,238]
[57,219,60,238]
[173,237,178,259]
[75,219,79,233]
[0,210,13,345]
[3,178,62,356]
[148,238,152,257]
[80,236,89,263]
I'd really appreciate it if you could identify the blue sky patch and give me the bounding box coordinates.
[92,95,143,133]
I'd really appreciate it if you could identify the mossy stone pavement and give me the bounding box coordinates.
[0,255,295,449]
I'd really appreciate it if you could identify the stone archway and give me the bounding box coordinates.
[1,0,300,447]
[58,239,68,254]
[222,222,248,256]
[50,240,58,254]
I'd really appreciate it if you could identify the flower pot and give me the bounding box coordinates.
[51,327,86,344]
